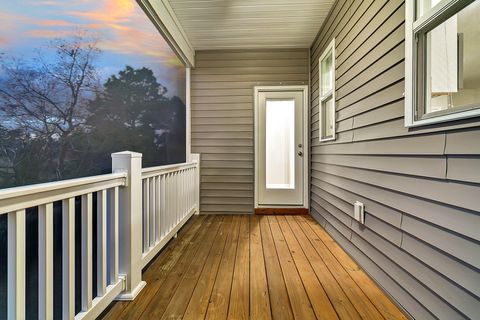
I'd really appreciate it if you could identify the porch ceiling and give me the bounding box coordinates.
[166,0,335,50]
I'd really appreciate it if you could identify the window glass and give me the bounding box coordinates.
[416,0,442,19]
[322,98,334,139]
[265,99,295,190]
[319,39,335,141]
[321,49,333,95]
[422,1,480,116]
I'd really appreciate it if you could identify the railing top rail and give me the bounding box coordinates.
[0,172,127,214]
[141,161,197,178]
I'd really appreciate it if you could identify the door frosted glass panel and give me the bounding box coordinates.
[265,99,295,189]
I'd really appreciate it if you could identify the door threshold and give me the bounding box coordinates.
[255,208,309,215]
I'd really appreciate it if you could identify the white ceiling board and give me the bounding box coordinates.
[167,0,335,50]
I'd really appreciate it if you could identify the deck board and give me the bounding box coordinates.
[259,216,295,320]
[276,216,338,320]
[183,216,231,319]
[227,215,250,320]
[205,215,240,320]
[249,216,272,320]
[101,214,407,320]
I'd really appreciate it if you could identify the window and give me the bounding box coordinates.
[319,39,336,141]
[405,0,480,127]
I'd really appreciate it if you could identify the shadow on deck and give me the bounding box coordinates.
[100,214,407,319]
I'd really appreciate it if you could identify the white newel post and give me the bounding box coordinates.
[190,153,201,215]
[111,151,146,300]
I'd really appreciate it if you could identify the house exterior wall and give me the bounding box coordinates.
[310,0,480,319]
[191,49,309,214]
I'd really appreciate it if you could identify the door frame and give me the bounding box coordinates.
[253,85,309,209]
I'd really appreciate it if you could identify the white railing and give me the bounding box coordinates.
[0,173,126,320]
[0,151,200,320]
[141,160,199,267]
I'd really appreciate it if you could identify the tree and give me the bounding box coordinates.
[0,33,101,181]
[80,65,185,172]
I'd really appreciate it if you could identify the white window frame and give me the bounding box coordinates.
[405,0,479,127]
[318,38,336,142]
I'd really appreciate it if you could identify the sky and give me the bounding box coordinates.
[0,0,186,99]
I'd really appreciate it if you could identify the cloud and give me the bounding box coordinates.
[1,0,183,69]
[27,29,79,39]
[27,0,93,6]
[63,0,181,66]
[0,11,34,48]
[37,19,75,27]
[68,0,135,25]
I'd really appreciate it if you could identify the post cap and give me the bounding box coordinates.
[111,151,143,158]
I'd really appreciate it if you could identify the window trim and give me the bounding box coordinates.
[318,38,336,141]
[405,0,479,127]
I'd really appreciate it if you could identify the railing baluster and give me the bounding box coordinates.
[38,203,53,319]
[188,168,192,211]
[149,177,155,247]
[112,187,119,283]
[188,168,195,210]
[108,187,119,284]
[143,178,149,251]
[170,173,174,229]
[178,171,182,219]
[174,172,177,226]
[190,168,193,211]
[180,170,183,218]
[181,170,185,218]
[174,172,178,225]
[176,172,180,224]
[171,173,175,230]
[187,169,190,212]
[7,209,25,320]
[160,175,166,238]
[166,173,171,232]
[187,169,190,213]
[186,169,190,212]
[62,198,75,319]
[155,176,161,241]
[81,193,93,311]
[97,189,107,296]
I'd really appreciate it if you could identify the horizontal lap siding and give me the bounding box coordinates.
[192,49,309,214]
[310,0,480,319]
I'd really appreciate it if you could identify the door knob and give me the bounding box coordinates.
[298,151,303,157]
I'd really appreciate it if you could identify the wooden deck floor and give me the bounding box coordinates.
[101,215,407,320]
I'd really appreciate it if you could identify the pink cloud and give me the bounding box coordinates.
[1,0,183,69]
[28,0,94,6]
[67,0,135,25]
[27,29,79,39]
[37,19,75,27]
[62,0,180,66]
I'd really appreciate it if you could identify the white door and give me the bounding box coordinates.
[255,87,307,207]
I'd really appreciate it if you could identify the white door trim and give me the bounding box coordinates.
[254,85,309,209]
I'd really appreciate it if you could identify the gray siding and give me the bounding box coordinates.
[310,0,480,319]
[191,49,309,214]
